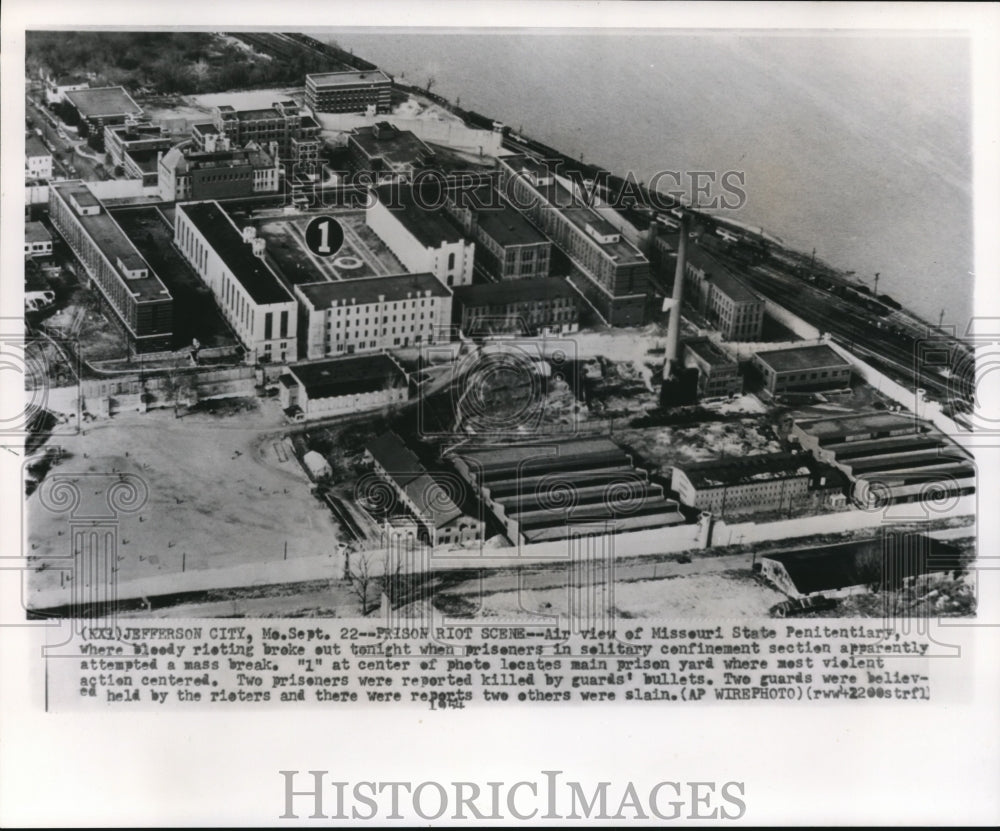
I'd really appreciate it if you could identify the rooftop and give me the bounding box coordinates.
[675,452,811,489]
[404,474,463,529]
[65,86,142,119]
[684,336,737,368]
[26,136,50,158]
[366,431,425,486]
[373,185,467,248]
[755,344,852,374]
[762,534,963,595]
[472,189,550,247]
[178,202,293,306]
[796,412,928,442]
[296,272,451,309]
[454,277,578,308]
[288,354,406,400]
[501,155,647,266]
[684,244,761,304]
[307,69,392,86]
[124,147,162,173]
[455,437,625,470]
[349,124,433,169]
[51,182,170,303]
[25,221,52,243]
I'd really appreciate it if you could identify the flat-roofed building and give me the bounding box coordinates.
[367,185,475,288]
[453,277,579,337]
[175,201,297,364]
[347,122,434,181]
[294,272,452,360]
[26,136,53,181]
[753,344,852,395]
[306,69,392,114]
[497,155,650,326]
[364,431,484,547]
[446,185,552,281]
[64,86,143,141]
[451,437,686,544]
[24,222,53,257]
[279,354,409,421]
[158,138,280,202]
[790,411,976,509]
[192,100,320,171]
[671,452,816,518]
[49,181,172,352]
[682,337,742,398]
[104,122,173,169]
[683,245,764,341]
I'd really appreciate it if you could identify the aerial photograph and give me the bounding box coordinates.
[21,30,977,621]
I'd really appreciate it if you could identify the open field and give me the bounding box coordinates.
[25,403,343,605]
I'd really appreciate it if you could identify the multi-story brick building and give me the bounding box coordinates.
[175,202,297,364]
[295,272,452,360]
[445,185,552,281]
[158,137,280,202]
[347,122,434,181]
[104,121,173,170]
[683,245,764,341]
[452,277,579,337]
[191,100,320,172]
[367,185,475,288]
[497,155,650,326]
[682,337,742,398]
[49,181,172,352]
[305,69,393,114]
[671,452,816,518]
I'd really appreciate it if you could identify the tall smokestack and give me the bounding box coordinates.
[664,211,689,374]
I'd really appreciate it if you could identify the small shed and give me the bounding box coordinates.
[303,450,332,481]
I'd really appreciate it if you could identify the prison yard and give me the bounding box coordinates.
[22,31,976,620]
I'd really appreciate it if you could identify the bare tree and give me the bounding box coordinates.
[344,549,377,615]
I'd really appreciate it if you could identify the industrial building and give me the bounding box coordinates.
[753,344,853,395]
[279,354,409,421]
[305,69,393,114]
[63,86,143,139]
[294,272,453,360]
[158,137,280,202]
[759,534,964,599]
[49,181,173,352]
[790,412,975,509]
[364,431,484,547]
[347,122,434,181]
[683,244,764,341]
[445,185,552,281]
[670,452,845,519]
[681,337,743,398]
[191,101,321,171]
[175,202,297,363]
[367,185,475,288]
[25,136,53,181]
[497,155,650,326]
[450,437,686,544]
[452,277,580,337]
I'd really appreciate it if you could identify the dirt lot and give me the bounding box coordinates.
[25,402,343,599]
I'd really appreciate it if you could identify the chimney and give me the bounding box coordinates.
[664,211,689,372]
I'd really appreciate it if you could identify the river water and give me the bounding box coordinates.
[330,31,973,325]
